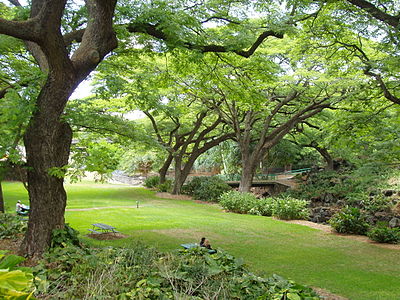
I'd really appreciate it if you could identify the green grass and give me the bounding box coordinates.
[3,181,400,300]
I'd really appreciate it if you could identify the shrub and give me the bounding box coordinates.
[156,179,173,192]
[0,251,36,299]
[367,226,400,244]
[34,233,320,300]
[249,197,275,216]
[272,197,309,220]
[50,224,81,248]
[183,176,231,202]
[143,175,160,188]
[220,193,309,220]
[181,176,210,195]
[220,191,258,214]
[0,213,27,239]
[329,206,370,235]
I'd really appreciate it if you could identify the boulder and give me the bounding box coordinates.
[389,217,400,228]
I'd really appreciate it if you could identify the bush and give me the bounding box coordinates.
[181,176,210,195]
[34,230,320,300]
[0,251,35,299]
[220,191,258,214]
[0,213,27,239]
[329,206,370,235]
[156,179,173,192]
[123,247,320,300]
[249,197,275,216]
[143,175,160,188]
[367,226,400,244]
[50,224,81,248]
[183,176,231,202]
[220,192,309,220]
[272,197,310,220]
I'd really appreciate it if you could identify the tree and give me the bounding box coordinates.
[300,0,400,105]
[0,0,118,256]
[185,36,361,191]
[1,0,291,255]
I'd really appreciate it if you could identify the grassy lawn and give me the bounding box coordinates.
[3,181,400,300]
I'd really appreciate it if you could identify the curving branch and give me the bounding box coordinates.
[0,17,41,42]
[127,22,283,57]
[345,0,399,28]
[364,68,400,105]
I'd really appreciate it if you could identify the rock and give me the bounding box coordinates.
[374,211,393,223]
[383,190,395,197]
[389,217,400,228]
[323,193,336,203]
[310,207,336,223]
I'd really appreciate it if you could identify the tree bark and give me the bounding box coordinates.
[238,151,260,192]
[0,0,119,257]
[315,146,334,170]
[172,156,183,194]
[21,77,74,256]
[0,181,4,213]
[159,154,173,184]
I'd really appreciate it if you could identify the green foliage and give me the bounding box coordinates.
[122,247,320,300]
[219,191,259,214]
[157,179,172,192]
[249,197,275,216]
[220,191,309,220]
[50,224,81,249]
[290,166,400,210]
[367,225,400,244]
[143,175,173,192]
[144,175,160,188]
[38,229,320,299]
[181,176,208,195]
[362,195,393,214]
[0,251,36,300]
[0,213,27,239]
[272,197,309,220]
[329,207,370,235]
[182,176,231,202]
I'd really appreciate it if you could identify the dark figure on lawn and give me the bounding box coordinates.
[200,237,212,249]
[16,200,30,216]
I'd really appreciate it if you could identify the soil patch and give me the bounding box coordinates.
[66,205,139,211]
[156,192,219,206]
[156,192,193,200]
[282,220,400,250]
[312,287,349,300]
[86,232,128,240]
[0,235,22,254]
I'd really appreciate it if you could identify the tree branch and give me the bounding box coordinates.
[127,22,283,57]
[345,0,400,28]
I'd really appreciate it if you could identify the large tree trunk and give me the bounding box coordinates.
[21,80,74,257]
[159,154,173,184]
[318,148,334,171]
[0,181,4,213]
[239,158,258,193]
[172,156,183,195]
[171,158,195,195]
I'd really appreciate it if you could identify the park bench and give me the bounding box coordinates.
[88,223,119,234]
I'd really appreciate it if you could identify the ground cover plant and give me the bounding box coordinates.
[220,191,309,220]
[288,166,400,240]
[32,228,320,299]
[2,181,400,299]
[182,176,231,202]
[0,250,35,299]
